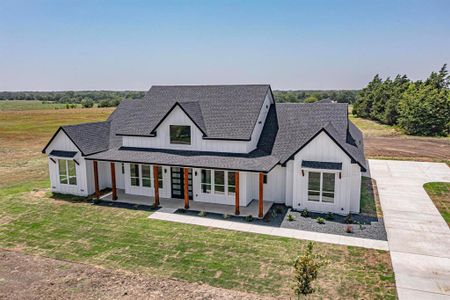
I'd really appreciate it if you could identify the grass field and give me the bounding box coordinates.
[0,100,82,110]
[0,101,397,297]
[424,182,450,226]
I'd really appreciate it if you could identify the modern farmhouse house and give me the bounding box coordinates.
[42,85,366,218]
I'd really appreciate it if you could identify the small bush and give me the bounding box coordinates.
[293,242,329,297]
[275,206,283,214]
[223,213,229,219]
[345,213,354,224]
[301,208,309,218]
[198,211,206,217]
[316,217,325,224]
[287,214,295,222]
[271,210,277,219]
[326,212,334,220]
[346,225,353,233]
[245,215,254,222]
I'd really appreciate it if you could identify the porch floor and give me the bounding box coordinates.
[100,189,273,217]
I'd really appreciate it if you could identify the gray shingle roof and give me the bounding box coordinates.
[61,121,110,155]
[86,147,279,172]
[114,85,271,140]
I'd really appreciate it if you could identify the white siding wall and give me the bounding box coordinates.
[285,160,294,207]
[291,132,361,215]
[45,130,89,196]
[264,165,286,203]
[122,91,273,154]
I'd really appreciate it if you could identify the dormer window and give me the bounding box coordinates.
[170,125,191,145]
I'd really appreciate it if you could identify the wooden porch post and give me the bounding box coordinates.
[183,167,189,209]
[110,162,117,200]
[153,165,160,207]
[93,160,100,199]
[235,172,240,215]
[258,172,264,219]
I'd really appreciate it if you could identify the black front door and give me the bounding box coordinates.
[171,167,193,199]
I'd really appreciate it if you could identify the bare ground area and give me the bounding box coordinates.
[0,250,275,300]
[364,136,450,162]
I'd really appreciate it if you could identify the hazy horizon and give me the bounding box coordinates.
[1,0,449,91]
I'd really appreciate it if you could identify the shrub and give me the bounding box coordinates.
[198,211,206,217]
[345,213,354,224]
[223,213,229,219]
[293,242,328,298]
[271,210,277,219]
[245,215,254,222]
[275,206,283,214]
[287,214,295,222]
[326,212,334,220]
[301,208,309,218]
[316,217,325,224]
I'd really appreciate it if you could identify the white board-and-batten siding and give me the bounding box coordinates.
[122,92,273,154]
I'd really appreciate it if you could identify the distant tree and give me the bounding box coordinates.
[98,99,111,107]
[304,95,318,103]
[293,242,328,299]
[81,97,94,108]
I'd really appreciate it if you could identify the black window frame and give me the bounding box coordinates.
[170,125,191,145]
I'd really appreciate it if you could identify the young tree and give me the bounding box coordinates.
[293,242,328,298]
[304,95,318,103]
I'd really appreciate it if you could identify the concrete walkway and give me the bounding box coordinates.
[368,159,450,299]
[149,211,389,250]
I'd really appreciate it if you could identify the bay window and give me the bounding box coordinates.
[307,171,335,203]
[58,159,77,185]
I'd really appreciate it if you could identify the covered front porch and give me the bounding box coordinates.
[92,160,272,219]
[100,189,273,217]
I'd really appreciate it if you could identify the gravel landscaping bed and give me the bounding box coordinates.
[281,209,387,241]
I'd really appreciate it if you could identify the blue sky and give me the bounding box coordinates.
[1,0,449,91]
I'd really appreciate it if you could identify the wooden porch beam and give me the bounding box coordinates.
[93,160,100,199]
[110,162,117,200]
[258,172,264,219]
[235,172,240,215]
[183,167,189,209]
[153,165,160,207]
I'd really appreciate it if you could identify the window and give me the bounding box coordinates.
[214,170,225,194]
[170,125,191,145]
[201,169,211,194]
[142,165,152,187]
[308,171,335,203]
[263,174,268,184]
[228,172,236,194]
[121,163,125,174]
[158,167,163,189]
[58,159,77,185]
[130,164,140,186]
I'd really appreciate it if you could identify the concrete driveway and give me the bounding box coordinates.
[368,160,450,299]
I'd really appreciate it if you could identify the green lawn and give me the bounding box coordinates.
[0,181,396,299]
[424,182,450,226]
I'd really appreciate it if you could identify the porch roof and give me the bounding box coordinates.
[85,146,279,172]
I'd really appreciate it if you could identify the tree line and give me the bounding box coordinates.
[273,90,357,103]
[0,91,145,107]
[353,64,450,136]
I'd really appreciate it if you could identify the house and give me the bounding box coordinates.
[42,85,366,218]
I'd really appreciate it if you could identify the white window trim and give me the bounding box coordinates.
[129,164,163,189]
[307,170,336,204]
[200,169,236,197]
[58,159,77,186]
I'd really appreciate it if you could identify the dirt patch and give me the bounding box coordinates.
[0,250,276,300]
[365,136,450,162]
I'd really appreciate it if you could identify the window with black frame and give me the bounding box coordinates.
[170,125,191,144]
